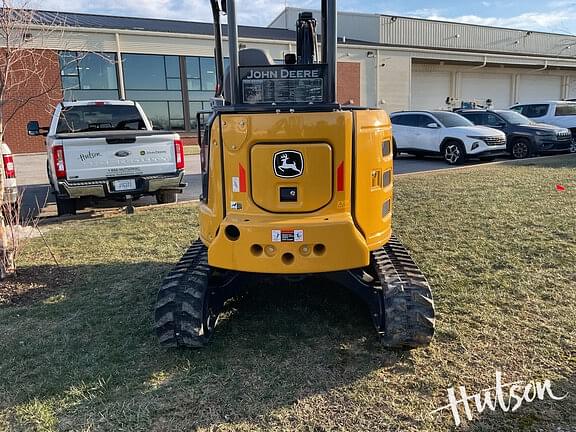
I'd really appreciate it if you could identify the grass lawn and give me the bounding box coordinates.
[1,155,575,431]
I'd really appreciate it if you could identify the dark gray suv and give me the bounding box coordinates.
[458,109,575,159]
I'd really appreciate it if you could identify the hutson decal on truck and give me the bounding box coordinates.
[79,150,102,162]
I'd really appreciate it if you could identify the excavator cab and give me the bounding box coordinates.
[154,0,435,349]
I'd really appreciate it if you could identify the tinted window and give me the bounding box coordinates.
[495,110,532,125]
[60,52,119,101]
[519,104,549,118]
[417,115,439,128]
[123,54,181,90]
[461,113,482,125]
[431,112,473,128]
[200,57,216,91]
[56,105,146,133]
[123,54,184,130]
[391,114,420,127]
[555,103,576,116]
[186,57,228,131]
[485,113,505,126]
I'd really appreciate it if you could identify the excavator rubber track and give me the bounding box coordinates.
[154,236,435,349]
[370,235,435,348]
[154,240,214,348]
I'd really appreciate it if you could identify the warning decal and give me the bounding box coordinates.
[272,229,304,242]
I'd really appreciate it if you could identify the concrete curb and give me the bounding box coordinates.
[395,153,576,177]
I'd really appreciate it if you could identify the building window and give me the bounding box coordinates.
[59,52,228,133]
[186,56,228,131]
[60,52,119,101]
[123,54,184,130]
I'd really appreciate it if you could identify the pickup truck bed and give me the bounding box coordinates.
[30,100,186,216]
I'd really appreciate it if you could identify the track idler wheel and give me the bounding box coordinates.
[154,241,220,348]
[371,236,436,349]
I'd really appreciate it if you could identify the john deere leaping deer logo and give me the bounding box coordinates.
[274,151,304,178]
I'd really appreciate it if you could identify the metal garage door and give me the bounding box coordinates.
[411,71,451,110]
[517,75,561,103]
[461,73,512,109]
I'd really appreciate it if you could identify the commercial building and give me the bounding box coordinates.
[7,8,576,153]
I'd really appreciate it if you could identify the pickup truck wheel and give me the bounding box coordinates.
[442,141,466,165]
[511,138,532,159]
[392,139,398,159]
[156,190,177,204]
[56,196,77,216]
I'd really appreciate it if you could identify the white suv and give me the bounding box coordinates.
[390,111,507,164]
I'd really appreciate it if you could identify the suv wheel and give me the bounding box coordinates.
[443,142,466,165]
[511,139,531,159]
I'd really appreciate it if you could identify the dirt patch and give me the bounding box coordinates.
[0,265,71,307]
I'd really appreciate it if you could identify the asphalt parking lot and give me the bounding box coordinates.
[14,152,505,219]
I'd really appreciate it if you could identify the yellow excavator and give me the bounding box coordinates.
[154,0,435,349]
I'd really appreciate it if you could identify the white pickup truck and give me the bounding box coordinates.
[27,100,186,216]
[510,101,576,138]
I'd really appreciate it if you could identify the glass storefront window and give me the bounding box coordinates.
[123,54,184,131]
[138,101,170,130]
[77,53,118,90]
[60,51,119,101]
[200,57,216,91]
[189,101,204,130]
[60,51,78,76]
[123,55,167,90]
[60,52,225,132]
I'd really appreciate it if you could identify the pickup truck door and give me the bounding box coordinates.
[513,104,550,124]
[59,131,179,181]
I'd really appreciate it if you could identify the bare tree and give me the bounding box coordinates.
[0,1,64,278]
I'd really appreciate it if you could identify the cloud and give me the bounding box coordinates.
[35,0,288,26]
[31,0,359,26]
[27,0,576,34]
[414,9,576,33]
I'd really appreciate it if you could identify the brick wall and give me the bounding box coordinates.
[2,49,62,154]
[337,61,361,105]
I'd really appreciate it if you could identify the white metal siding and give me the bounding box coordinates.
[380,16,576,58]
[461,73,512,108]
[517,75,562,103]
[411,71,451,110]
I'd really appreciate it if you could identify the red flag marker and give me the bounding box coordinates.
[556,184,566,192]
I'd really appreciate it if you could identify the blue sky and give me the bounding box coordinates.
[38,0,576,34]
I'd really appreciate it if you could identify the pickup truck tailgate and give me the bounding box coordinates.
[59,132,178,181]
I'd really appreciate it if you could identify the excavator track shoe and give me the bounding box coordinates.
[371,236,435,349]
[154,240,218,348]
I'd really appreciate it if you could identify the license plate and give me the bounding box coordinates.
[113,179,136,191]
